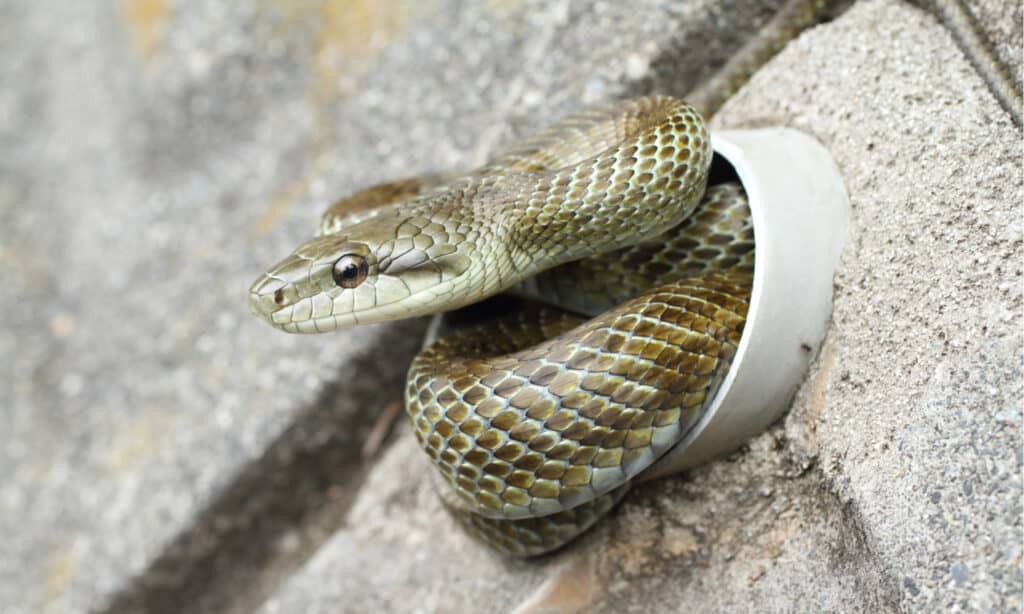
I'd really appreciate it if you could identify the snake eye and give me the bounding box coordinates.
[332,254,369,288]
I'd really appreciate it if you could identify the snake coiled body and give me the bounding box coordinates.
[409,268,750,556]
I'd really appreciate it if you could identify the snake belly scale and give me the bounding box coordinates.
[249,97,756,556]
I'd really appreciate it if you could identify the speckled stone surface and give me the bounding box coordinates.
[1,0,1019,613]
[0,4,431,614]
[716,1,1022,609]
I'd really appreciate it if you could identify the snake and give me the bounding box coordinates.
[249,96,756,556]
[248,0,1021,558]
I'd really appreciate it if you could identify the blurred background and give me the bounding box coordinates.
[1,1,1020,613]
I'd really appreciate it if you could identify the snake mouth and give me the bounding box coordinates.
[249,266,475,333]
[248,271,349,333]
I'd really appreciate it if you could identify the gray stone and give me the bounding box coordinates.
[1,0,1020,613]
[716,0,1022,610]
[0,3,433,613]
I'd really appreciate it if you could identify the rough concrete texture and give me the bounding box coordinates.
[1,1,1020,614]
[0,3,431,613]
[716,0,1023,609]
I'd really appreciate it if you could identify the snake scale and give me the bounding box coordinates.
[249,0,1021,557]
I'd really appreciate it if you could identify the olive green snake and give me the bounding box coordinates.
[249,97,755,555]
[248,0,1020,558]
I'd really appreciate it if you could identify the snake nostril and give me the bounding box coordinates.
[273,289,286,306]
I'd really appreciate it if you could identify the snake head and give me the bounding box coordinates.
[248,215,475,333]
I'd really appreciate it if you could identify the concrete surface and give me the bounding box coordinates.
[0,0,1020,613]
